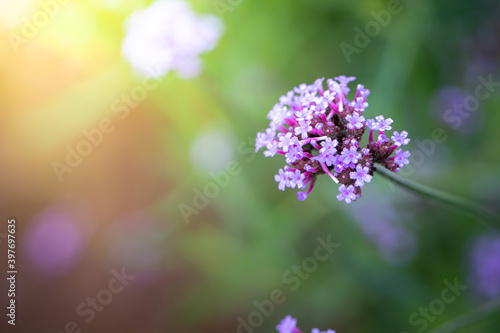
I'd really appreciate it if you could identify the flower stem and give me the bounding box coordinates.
[427,299,500,333]
[373,163,499,228]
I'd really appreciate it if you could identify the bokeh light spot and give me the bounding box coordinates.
[190,128,235,172]
[24,208,87,277]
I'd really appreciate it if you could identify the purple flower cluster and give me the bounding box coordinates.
[256,76,411,203]
[276,315,335,333]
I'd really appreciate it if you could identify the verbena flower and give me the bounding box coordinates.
[276,315,300,333]
[391,130,410,147]
[277,316,335,333]
[337,184,357,204]
[121,0,223,78]
[256,76,411,203]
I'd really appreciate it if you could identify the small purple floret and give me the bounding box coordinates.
[337,184,358,204]
[277,316,335,333]
[375,115,393,131]
[394,149,411,167]
[276,315,297,333]
[350,164,373,187]
[346,112,365,130]
[350,97,369,112]
[392,130,410,147]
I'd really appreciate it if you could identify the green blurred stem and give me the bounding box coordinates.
[373,163,499,227]
[427,299,500,333]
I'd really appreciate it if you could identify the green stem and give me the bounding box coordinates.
[373,163,499,228]
[427,299,500,333]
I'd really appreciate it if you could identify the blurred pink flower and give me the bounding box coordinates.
[24,207,89,277]
[468,234,500,299]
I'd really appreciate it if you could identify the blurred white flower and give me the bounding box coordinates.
[121,0,223,79]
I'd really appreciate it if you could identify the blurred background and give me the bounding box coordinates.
[0,0,500,332]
